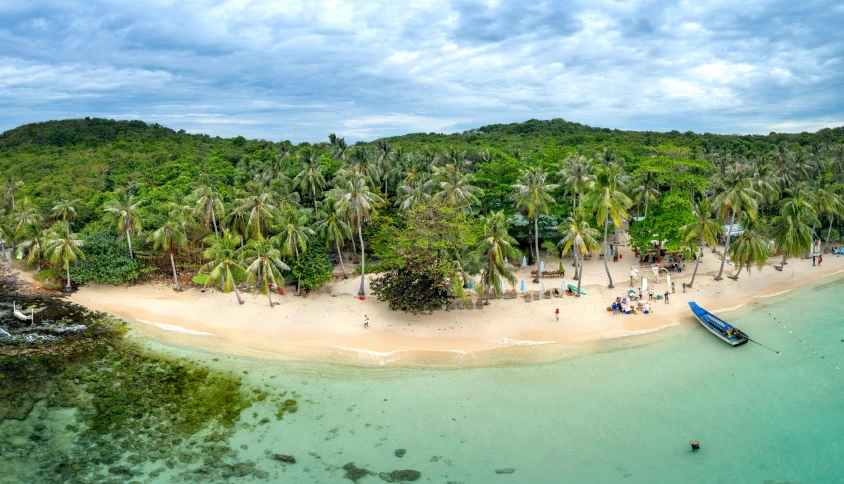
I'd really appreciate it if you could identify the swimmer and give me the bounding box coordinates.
[689,440,700,452]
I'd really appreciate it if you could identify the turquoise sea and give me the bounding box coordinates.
[3,275,844,483]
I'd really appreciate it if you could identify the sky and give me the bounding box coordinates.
[1,0,843,143]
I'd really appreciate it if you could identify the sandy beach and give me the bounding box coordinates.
[54,244,844,366]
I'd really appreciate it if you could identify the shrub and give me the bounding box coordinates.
[69,232,140,284]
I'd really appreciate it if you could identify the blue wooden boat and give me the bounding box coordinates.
[688,302,748,346]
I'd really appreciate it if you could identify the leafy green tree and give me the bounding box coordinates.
[19,223,46,272]
[148,217,189,290]
[814,186,844,243]
[45,221,85,291]
[314,198,352,279]
[558,154,594,211]
[284,245,332,291]
[104,190,143,260]
[332,171,383,296]
[680,199,722,288]
[632,170,660,219]
[713,166,761,281]
[69,232,139,284]
[278,209,315,295]
[558,210,600,296]
[584,165,631,288]
[13,198,42,252]
[476,211,520,304]
[241,236,289,307]
[512,166,558,283]
[429,164,482,209]
[397,179,430,211]
[201,230,247,305]
[244,190,277,239]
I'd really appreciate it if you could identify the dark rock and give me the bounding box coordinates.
[254,469,270,479]
[495,468,516,474]
[108,466,132,476]
[342,462,371,482]
[271,454,296,463]
[379,470,421,482]
[34,424,46,432]
[394,449,406,458]
[232,462,254,477]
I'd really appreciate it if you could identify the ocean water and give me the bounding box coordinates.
[3,275,844,483]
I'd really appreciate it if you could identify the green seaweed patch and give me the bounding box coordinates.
[275,398,298,420]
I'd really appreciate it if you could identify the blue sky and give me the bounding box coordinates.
[1,0,843,142]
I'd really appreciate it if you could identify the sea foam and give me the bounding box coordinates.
[493,337,555,347]
[136,319,215,336]
[602,322,680,340]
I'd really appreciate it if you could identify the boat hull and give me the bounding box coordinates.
[688,302,748,346]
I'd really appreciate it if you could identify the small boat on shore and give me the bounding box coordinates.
[688,302,748,346]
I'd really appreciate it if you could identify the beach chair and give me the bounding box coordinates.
[532,291,540,301]
[448,302,457,310]
[543,290,551,299]
[553,290,562,298]
[524,292,532,302]
[476,299,483,309]
[457,300,465,309]
[466,298,474,309]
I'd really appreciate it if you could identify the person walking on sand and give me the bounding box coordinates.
[682,282,686,294]
[555,308,560,321]
[664,291,670,304]
[648,288,654,301]
[364,315,369,329]
[813,255,817,266]
[819,254,823,266]
[671,281,676,294]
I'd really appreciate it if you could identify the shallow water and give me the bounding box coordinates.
[4,276,844,483]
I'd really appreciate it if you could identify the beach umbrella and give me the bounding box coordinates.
[666,273,671,292]
[522,256,527,267]
[539,261,545,273]
[541,281,546,293]
[499,280,505,293]
[520,280,526,292]
[561,278,567,289]
[642,276,648,294]
[467,280,473,289]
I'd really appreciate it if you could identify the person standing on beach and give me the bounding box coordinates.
[671,281,676,294]
[555,308,560,321]
[819,254,823,266]
[648,288,654,300]
[813,255,817,266]
[364,315,369,329]
[664,291,670,304]
[682,282,686,294]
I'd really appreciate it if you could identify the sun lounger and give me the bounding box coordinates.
[448,302,457,310]
[543,290,551,299]
[466,298,474,309]
[524,293,532,302]
[476,299,483,309]
[457,300,465,309]
[503,290,516,299]
[532,291,540,301]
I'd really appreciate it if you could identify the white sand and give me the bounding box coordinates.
[59,245,844,365]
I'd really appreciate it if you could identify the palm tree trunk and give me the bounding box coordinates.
[644,197,649,219]
[576,248,584,298]
[350,231,357,260]
[688,243,703,287]
[715,212,735,281]
[313,187,318,213]
[211,203,219,235]
[573,251,579,279]
[827,215,835,243]
[295,245,301,296]
[126,231,134,260]
[233,285,244,305]
[267,288,274,307]
[335,240,348,279]
[603,214,614,288]
[0,239,6,262]
[533,216,540,283]
[66,265,72,291]
[731,265,742,280]
[170,253,180,290]
[356,204,366,296]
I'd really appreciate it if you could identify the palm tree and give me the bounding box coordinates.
[104,191,143,260]
[51,199,79,222]
[18,223,46,272]
[727,218,772,279]
[201,230,247,304]
[332,171,382,296]
[632,170,660,219]
[558,210,600,297]
[241,237,289,307]
[512,166,558,283]
[680,199,722,288]
[770,196,817,269]
[374,139,394,194]
[558,154,594,211]
[314,198,352,279]
[2,175,24,213]
[244,190,277,239]
[148,217,189,290]
[293,148,326,212]
[814,186,844,243]
[45,221,85,292]
[278,209,315,295]
[329,134,349,162]
[429,164,482,209]
[475,211,520,304]
[190,185,223,235]
[397,179,431,211]
[346,146,381,186]
[583,165,632,288]
[0,220,9,262]
[713,167,762,280]
[13,198,42,251]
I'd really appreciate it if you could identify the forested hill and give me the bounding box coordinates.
[2,116,844,230]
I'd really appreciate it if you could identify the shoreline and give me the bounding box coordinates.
[48,247,844,368]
